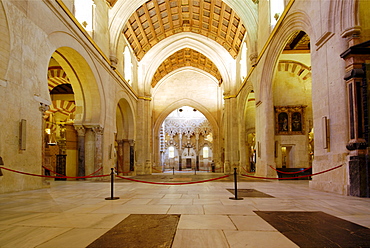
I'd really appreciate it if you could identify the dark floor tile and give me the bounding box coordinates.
[255,211,370,248]
[227,189,274,198]
[87,214,180,248]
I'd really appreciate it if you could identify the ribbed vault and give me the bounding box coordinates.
[152,48,221,87]
[123,0,246,61]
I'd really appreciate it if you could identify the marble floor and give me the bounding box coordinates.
[1,174,370,248]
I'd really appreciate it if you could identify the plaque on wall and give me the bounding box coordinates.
[274,106,306,135]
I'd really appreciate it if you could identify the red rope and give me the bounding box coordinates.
[43,165,104,177]
[152,167,162,173]
[1,166,110,179]
[42,166,65,177]
[87,167,103,176]
[242,164,343,180]
[116,168,132,174]
[269,165,313,174]
[116,174,229,185]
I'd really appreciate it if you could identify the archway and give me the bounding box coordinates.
[115,98,135,175]
[272,30,313,175]
[244,91,256,173]
[158,106,214,173]
[43,48,102,178]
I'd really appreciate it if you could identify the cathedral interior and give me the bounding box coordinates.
[1,0,370,247]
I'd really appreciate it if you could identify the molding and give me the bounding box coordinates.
[223,95,237,100]
[138,96,152,101]
[315,32,334,51]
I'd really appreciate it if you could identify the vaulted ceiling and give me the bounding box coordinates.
[122,0,247,62]
[151,48,221,87]
[116,0,246,86]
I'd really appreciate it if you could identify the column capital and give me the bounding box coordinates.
[74,125,86,137]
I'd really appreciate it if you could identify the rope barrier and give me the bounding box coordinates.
[116,168,132,174]
[152,167,163,173]
[42,165,104,177]
[241,164,343,180]
[269,165,313,174]
[0,166,110,179]
[116,174,229,185]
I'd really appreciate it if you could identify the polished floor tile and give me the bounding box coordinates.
[0,179,369,247]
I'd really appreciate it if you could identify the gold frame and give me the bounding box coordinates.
[274,106,306,135]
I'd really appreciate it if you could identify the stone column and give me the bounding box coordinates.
[39,103,49,176]
[178,133,182,171]
[92,126,104,176]
[129,139,135,172]
[341,39,370,197]
[117,140,124,174]
[84,128,95,176]
[75,125,86,178]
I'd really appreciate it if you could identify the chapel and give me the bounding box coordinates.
[0,0,370,198]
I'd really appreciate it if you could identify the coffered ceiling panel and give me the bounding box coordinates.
[152,48,221,87]
[123,0,247,61]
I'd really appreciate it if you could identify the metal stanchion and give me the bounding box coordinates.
[229,167,243,200]
[173,167,175,175]
[105,168,120,200]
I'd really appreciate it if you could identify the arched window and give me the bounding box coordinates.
[124,46,132,85]
[270,0,284,27]
[74,0,95,33]
[203,147,209,159]
[169,146,175,158]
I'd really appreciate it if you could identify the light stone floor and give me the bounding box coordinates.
[1,175,370,248]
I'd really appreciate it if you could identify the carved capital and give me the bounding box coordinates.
[74,125,86,137]
[92,126,104,135]
[39,103,49,113]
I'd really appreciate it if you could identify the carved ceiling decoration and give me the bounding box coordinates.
[123,0,247,61]
[283,31,311,53]
[48,67,70,92]
[164,119,212,138]
[277,60,311,81]
[152,48,221,87]
[43,100,76,121]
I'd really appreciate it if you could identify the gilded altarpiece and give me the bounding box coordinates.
[275,106,306,135]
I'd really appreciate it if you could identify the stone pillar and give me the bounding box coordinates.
[92,126,104,176]
[117,140,124,174]
[136,98,152,174]
[75,125,86,178]
[223,95,239,174]
[341,40,370,197]
[178,133,182,171]
[195,133,199,171]
[39,103,49,172]
[129,139,135,172]
[84,128,95,176]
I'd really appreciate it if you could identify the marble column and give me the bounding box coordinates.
[75,125,86,178]
[129,139,135,172]
[39,103,49,176]
[92,126,104,176]
[117,140,124,174]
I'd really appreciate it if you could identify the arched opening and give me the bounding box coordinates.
[115,98,135,175]
[43,58,78,179]
[272,30,313,176]
[159,106,214,172]
[244,91,256,173]
[43,48,102,179]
